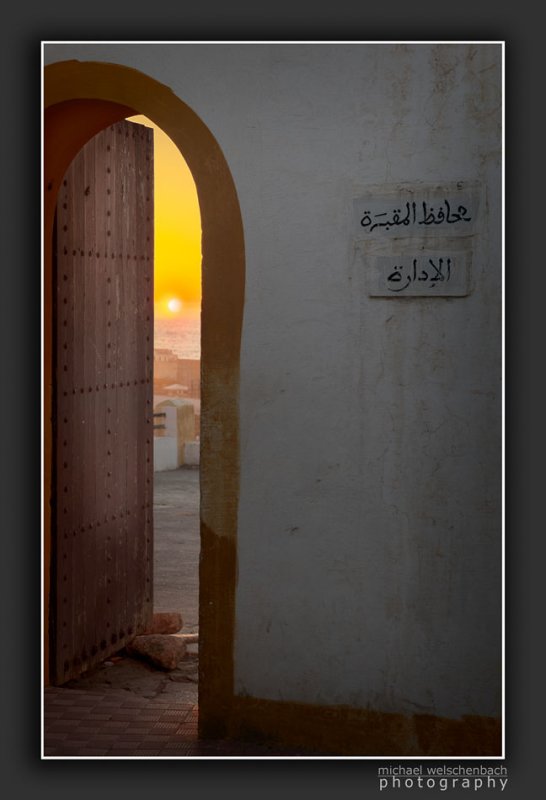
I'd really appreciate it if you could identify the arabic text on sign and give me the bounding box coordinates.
[360,200,472,233]
[387,257,452,293]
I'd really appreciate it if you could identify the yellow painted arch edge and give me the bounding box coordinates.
[43,61,243,735]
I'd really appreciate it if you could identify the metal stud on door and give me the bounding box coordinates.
[52,120,154,684]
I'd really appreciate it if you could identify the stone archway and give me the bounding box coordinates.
[44,61,245,737]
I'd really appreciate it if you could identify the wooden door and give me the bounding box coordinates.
[51,120,154,684]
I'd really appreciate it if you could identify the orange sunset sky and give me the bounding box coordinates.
[127,115,202,320]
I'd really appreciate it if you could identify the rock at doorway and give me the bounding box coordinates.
[127,634,187,670]
[144,611,184,635]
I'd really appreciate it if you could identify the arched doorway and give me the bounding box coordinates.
[43,61,245,737]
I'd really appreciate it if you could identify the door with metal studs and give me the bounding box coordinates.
[52,119,154,685]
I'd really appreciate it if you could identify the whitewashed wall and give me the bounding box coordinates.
[45,43,502,719]
[153,436,178,473]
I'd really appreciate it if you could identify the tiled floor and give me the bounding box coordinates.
[44,687,314,757]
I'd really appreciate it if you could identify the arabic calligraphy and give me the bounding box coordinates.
[387,257,451,292]
[360,200,472,233]
[369,253,470,297]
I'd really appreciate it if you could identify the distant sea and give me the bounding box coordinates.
[154,316,201,360]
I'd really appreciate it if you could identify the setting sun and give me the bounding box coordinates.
[167,298,183,313]
[126,114,202,320]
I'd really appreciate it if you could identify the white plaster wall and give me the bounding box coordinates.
[45,43,502,719]
[153,436,178,472]
[154,405,177,438]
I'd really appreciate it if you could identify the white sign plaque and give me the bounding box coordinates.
[368,252,471,297]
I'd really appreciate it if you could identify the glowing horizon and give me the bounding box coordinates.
[127,114,202,319]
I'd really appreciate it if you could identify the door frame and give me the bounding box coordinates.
[43,61,245,737]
